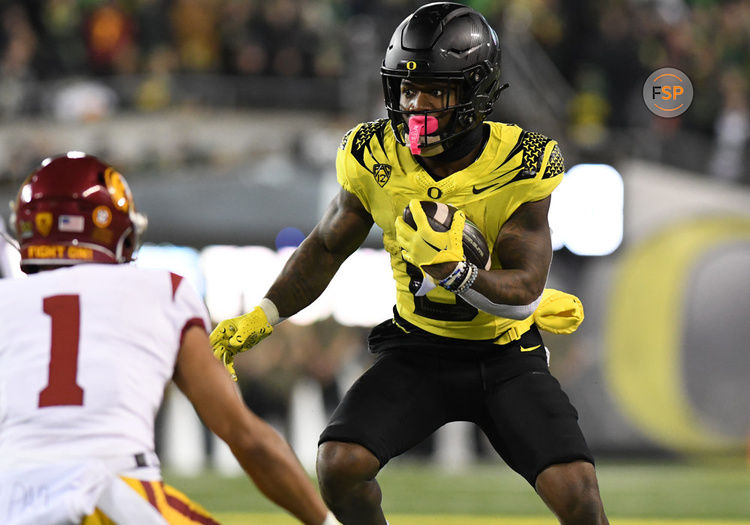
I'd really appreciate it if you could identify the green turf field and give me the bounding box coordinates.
[210,516,749,525]
[165,459,750,523]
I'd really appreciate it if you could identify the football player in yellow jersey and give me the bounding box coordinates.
[212,3,608,524]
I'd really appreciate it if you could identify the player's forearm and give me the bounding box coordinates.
[266,232,347,318]
[232,420,329,525]
[484,213,551,305]
[424,260,544,305]
[466,196,551,306]
[470,267,545,305]
[264,188,371,319]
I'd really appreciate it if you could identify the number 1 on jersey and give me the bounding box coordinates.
[39,295,84,407]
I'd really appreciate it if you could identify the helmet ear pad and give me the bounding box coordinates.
[456,109,476,130]
[464,61,504,116]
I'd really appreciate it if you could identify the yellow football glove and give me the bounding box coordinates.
[533,288,584,334]
[394,199,465,269]
[210,306,273,381]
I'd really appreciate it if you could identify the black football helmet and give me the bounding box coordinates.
[381,2,507,152]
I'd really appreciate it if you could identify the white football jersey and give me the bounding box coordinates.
[0,264,210,472]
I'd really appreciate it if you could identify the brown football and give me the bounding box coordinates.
[403,201,491,270]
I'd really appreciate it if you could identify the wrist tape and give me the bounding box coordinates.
[259,297,284,325]
[438,260,478,293]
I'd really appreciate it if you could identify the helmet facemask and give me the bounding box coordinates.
[119,208,148,263]
[384,74,475,156]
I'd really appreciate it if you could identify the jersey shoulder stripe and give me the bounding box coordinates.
[495,130,548,176]
[488,128,563,188]
[339,127,355,150]
[170,272,183,300]
[336,119,391,213]
[542,143,564,179]
[347,119,390,172]
[519,130,550,178]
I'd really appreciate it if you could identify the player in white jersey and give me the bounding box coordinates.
[0,153,339,525]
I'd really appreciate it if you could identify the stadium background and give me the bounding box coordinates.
[0,0,749,522]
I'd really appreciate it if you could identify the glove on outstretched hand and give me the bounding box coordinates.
[394,199,465,269]
[210,306,273,380]
[533,288,584,334]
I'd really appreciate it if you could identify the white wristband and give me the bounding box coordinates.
[321,511,342,525]
[259,297,284,325]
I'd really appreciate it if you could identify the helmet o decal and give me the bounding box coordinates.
[104,167,131,212]
[93,205,112,228]
[406,61,417,71]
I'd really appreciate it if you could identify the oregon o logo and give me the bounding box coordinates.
[605,217,750,452]
[427,187,442,199]
[406,61,417,71]
[642,67,693,118]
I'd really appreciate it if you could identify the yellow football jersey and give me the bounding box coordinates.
[336,119,564,341]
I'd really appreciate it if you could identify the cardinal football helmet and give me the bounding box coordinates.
[381,2,507,151]
[11,152,147,273]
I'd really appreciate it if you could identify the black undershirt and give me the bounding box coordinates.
[416,123,490,181]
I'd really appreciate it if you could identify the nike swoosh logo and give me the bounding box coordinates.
[472,183,497,194]
[520,344,541,352]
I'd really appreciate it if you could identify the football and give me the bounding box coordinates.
[403,201,491,270]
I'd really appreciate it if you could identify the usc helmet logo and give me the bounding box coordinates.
[104,167,133,212]
[35,212,53,237]
[92,205,112,228]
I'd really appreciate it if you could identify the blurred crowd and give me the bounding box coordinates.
[0,0,426,114]
[520,0,750,182]
[1,0,749,182]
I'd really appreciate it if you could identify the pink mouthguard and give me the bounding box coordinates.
[408,115,438,154]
